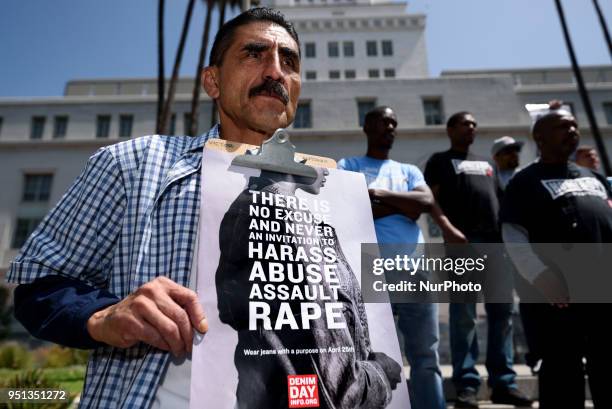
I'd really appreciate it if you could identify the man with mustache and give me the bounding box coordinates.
[337,106,444,409]
[7,7,331,409]
[425,112,532,408]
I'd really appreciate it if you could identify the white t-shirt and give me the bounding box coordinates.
[151,233,199,409]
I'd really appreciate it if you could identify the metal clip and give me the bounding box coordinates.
[231,128,317,178]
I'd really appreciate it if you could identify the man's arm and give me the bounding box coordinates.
[14,276,119,349]
[428,184,467,243]
[370,202,397,219]
[502,223,569,307]
[9,145,207,356]
[368,185,434,220]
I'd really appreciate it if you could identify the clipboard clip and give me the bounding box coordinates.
[231,128,317,178]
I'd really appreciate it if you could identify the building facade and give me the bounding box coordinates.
[1,0,612,275]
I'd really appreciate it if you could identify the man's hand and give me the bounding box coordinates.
[86,276,207,356]
[369,186,433,220]
[442,225,468,244]
[533,268,570,308]
[368,188,388,204]
[369,352,402,390]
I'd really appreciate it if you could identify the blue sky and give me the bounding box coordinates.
[0,0,610,97]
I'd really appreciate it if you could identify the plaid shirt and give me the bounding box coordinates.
[8,125,219,408]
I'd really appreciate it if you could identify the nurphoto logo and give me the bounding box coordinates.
[287,374,320,408]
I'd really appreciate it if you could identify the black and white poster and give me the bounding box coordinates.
[191,140,410,409]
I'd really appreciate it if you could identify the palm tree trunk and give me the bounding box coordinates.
[189,0,215,137]
[159,0,197,135]
[209,0,227,128]
[156,0,165,134]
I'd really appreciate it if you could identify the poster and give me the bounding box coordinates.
[191,141,410,409]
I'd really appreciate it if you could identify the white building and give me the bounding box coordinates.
[1,0,612,275]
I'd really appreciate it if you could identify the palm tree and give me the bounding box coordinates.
[209,0,243,128]
[158,0,197,135]
[188,0,216,137]
[157,0,244,136]
[156,0,165,134]
[189,0,241,135]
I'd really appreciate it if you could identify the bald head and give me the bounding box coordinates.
[532,111,580,164]
[532,110,573,138]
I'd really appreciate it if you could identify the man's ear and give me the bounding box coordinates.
[202,66,220,99]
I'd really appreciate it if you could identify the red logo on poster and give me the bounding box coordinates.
[287,374,319,408]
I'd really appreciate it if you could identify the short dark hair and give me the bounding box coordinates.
[364,106,393,127]
[446,111,472,128]
[209,7,300,67]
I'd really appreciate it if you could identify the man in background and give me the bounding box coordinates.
[491,135,543,374]
[501,110,612,409]
[491,136,523,191]
[338,106,445,409]
[425,112,532,408]
[575,145,601,171]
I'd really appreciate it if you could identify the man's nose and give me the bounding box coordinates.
[568,125,579,135]
[262,52,284,82]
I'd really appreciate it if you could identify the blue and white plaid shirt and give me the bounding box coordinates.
[8,125,220,408]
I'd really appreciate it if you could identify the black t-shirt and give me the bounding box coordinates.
[500,161,612,243]
[425,149,500,236]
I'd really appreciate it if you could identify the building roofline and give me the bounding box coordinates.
[0,95,209,106]
[278,0,408,10]
[65,77,190,85]
[440,64,611,76]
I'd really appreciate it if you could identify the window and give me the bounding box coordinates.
[170,113,176,135]
[0,116,3,136]
[422,98,444,125]
[53,116,68,138]
[23,174,53,202]
[368,69,380,79]
[12,217,43,249]
[328,42,339,58]
[384,68,395,78]
[119,114,133,138]
[357,100,376,127]
[305,42,316,58]
[96,115,111,138]
[345,70,356,79]
[329,70,341,80]
[382,40,393,56]
[604,102,612,124]
[184,113,192,136]
[366,41,377,56]
[30,116,45,139]
[294,101,312,129]
[305,71,317,80]
[343,41,354,57]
